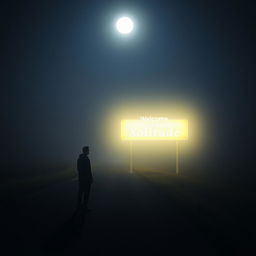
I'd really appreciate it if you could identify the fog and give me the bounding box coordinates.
[2,0,254,180]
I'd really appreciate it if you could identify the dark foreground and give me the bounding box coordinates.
[1,167,255,256]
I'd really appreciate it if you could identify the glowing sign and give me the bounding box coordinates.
[121,118,188,141]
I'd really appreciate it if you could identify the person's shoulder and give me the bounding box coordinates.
[77,154,84,162]
[78,154,90,161]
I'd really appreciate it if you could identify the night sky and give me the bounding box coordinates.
[2,0,255,176]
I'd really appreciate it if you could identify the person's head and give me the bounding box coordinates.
[82,146,89,155]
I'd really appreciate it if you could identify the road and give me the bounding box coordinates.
[1,166,251,255]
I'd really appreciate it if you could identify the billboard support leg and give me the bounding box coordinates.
[130,141,133,174]
[176,141,179,175]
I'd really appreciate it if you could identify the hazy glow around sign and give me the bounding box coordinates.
[121,119,188,141]
[116,17,134,34]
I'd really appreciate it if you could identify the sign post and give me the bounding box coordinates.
[176,141,179,175]
[129,141,133,174]
[121,117,188,175]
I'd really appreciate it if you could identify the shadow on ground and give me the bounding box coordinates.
[43,208,90,254]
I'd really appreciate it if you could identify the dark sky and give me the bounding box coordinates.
[2,0,255,172]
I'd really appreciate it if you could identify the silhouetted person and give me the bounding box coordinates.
[76,146,93,211]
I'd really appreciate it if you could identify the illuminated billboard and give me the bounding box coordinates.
[121,117,188,141]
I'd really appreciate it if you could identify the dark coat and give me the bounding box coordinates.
[77,154,93,186]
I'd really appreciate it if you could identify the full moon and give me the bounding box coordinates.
[116,17,134,34]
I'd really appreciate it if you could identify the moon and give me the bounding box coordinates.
[116,17,134,34]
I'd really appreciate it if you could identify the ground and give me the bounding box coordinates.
[1,166,255,255]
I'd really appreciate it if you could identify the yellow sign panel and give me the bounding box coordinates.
[121,118,188,141]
